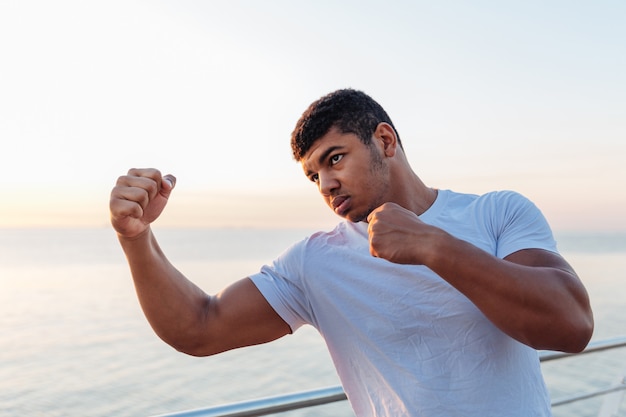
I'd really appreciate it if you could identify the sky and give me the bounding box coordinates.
[0,0,624,231]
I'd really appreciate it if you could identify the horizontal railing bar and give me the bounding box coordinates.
[152,386,347,417]
[551,382,626,407]
[538,335,626,362]
[152,336,626,417]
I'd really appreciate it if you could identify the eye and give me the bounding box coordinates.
[330,154,343,165]
[309,173,319,183]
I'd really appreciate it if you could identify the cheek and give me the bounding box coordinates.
[366,168,391,200]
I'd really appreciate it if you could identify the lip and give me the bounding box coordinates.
[331,195,350,215]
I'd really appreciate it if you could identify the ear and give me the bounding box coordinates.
[373,122,398,157]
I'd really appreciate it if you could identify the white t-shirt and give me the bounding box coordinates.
[250,189,556,417]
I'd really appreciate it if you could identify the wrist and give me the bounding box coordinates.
[117,226,153,246]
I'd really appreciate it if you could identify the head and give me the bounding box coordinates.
[294,89,406,222]
[291,89,402,161]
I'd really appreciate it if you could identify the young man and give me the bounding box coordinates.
[110,89,593,416]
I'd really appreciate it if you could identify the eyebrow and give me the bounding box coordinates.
[304,145,345,177]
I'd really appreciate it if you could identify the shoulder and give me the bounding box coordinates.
[479,190,533,206]
[474,191,557,257]
[434,189,555,256]
[269,221,362,271]
[294,221,366,251]
[456,189,532,208]
[461,190,547,233]
[477,190,543,222]
[431,189,534,217]
[444,189,538,218]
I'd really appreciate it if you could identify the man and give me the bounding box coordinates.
[110,89,593,416]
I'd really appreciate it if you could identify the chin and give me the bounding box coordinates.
[345,211,369,223]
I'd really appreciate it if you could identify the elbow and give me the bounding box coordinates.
[170,339,205,356]
[565,295,595,353]
[526,306,594,353]
[169,338,223,357]
[565,313,594,354]
[550,283,595,353]
[157,323,223,357]
[545,308,594,354]
[167,298,223,357]
[174,345,215,357]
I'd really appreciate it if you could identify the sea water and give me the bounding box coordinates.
[0,228,624,417]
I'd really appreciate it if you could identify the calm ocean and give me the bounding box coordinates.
[0,228,624,417]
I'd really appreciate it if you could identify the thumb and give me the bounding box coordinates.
[161,174,177,196]
[366,206,381,224]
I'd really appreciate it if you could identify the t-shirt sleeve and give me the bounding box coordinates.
[249,240,312,332]
[489,191,558,259]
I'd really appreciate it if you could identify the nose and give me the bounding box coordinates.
[318,171,339,197]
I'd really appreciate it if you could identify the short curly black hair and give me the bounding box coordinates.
[290,89,402,160]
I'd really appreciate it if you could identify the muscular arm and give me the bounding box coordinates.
[368,203,594,353]
[111,169,290,356]
[426,238,593,352]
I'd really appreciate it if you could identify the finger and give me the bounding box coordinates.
[122,169,176,200]
[366,207,381,224]
[161,174,177,196]
[127,167,163,181]
[369,237,381,258]
[366,221,379,258]
[110,196,144,220]
[116,173,161,202]
[366,202,391,224]
[110,184,150,213]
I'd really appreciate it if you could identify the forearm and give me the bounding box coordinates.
[427,233,593,352]
[119,228,211,353]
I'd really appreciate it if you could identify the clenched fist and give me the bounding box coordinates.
[110,168,176,239]
[367,202,443,265]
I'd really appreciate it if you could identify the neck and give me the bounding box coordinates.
[405,175,437,216]
[389,160,437,216]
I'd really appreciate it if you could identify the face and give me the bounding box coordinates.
[300,128,391,222]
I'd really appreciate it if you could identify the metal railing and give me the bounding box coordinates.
[153,336,626,417]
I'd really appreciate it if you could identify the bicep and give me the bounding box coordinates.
[504,248,577,274]
[502,248,593,351]
[202,277,292,355]
[504,248,590,315]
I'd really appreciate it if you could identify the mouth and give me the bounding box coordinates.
[331,195,350,216]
